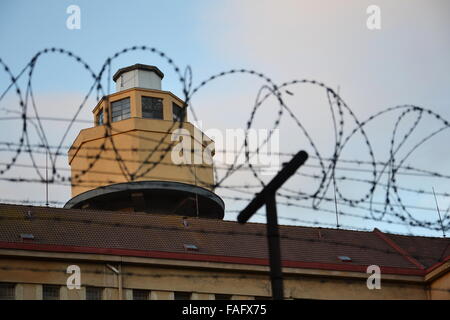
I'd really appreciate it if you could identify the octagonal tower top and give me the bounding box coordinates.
[113,64,164,92]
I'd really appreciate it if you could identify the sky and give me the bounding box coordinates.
[0,0,450,236]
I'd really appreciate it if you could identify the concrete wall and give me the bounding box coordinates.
[429,267,450,300]
[0,253,437,300]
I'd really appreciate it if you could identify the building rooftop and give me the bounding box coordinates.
[0,203,448,275]
[112,64,164,81]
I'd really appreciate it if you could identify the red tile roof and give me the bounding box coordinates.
[0,203,448,275]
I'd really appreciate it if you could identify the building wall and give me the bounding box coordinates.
[0,253,435,300]
[69,118,214,197]
[429,268,450,300]
[69,88,215,198]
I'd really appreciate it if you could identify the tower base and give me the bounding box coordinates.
[64,181,224,219]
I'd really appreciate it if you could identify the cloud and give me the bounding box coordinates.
[200,0,450,114]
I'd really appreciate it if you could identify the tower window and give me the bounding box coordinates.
[86,286,103,300]
[111,97,131,122]
[42,285,60,300]
[172,103,185,122]
[97,109,104,126]
[142,96,163,119]
[0,283,15,300]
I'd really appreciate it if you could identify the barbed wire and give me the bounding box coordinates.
[0,170,448,232]
[1,194,447,230]
[1,46,450,235]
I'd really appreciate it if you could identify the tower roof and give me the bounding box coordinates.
[112,64,165,82]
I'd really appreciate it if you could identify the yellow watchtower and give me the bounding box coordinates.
[65,64,224,219]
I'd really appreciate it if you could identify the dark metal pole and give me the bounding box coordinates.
[237,150,309,300]
[45,149,49,207]
[265,193,283,299]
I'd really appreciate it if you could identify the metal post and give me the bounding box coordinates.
[265,193,283,299]
[237,150,309,300]
[45,149,49,207]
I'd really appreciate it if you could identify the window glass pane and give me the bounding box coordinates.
[43,285,60,300]
[133,289,150,300]
[172,103,185,122]
[142,96,163,119]
[174,292,191,300]
[0,283,15,300]
[111,97,131,122]
[86,287,103,300]
[97,110,104,126]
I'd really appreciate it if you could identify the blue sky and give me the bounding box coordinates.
[1,0,450,236]
[0,0,215,94]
